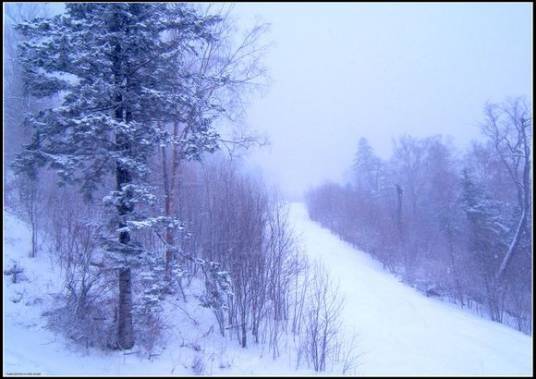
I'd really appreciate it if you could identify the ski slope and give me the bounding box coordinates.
[3,204,533,376]
[288,202,532,376]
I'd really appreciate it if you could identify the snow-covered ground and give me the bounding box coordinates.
[288,202,532,376]
[3,204,533,375]
[2,208,314,376]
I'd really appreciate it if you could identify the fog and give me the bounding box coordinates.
[232,3,532,198]
[6,2,531,199]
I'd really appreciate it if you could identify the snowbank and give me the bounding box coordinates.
[289,202,532,376]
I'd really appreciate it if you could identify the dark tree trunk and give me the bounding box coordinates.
[117,267,134,349]
[116,151,134,349]
[162,121,181,285]
[112,9,134,350]
[446,226,464,307]
[496,118,531,281]
[241,322,247,348]
[395,184,403,237]
[115,124,134,350]
[161,144,174,283]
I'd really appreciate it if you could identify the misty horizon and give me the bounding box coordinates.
[233,2,532,198]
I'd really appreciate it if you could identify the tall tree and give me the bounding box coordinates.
[352,137,382,194]
[158,5,269,284]
[13,3,221,349]
[460,168,507,321]
[481,98,532,280]
[4,3,51,165]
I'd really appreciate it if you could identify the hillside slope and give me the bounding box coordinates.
[2,209,314,376]
[3,205,532,375]
[289,202,532,376]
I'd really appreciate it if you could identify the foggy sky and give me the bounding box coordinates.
[6,2,532,200]
[233,3,533,199]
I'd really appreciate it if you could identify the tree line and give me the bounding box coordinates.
[306,97,532,334]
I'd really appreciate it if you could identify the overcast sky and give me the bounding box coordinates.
[232,2,533,199]
[6,2,532,199]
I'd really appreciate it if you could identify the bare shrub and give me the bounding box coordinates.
[133,307,166,354]
[16,174,44,257]
[298,263,357,372]
[191,355,206,375]
[45,208,119,350]
[176,158,303,351]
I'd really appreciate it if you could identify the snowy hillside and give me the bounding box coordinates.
[2,209,314,376]
[4,205,532,375]
[288,202,532,376]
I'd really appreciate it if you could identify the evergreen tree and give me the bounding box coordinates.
[460,168,507,321]
[13,3,221,349]
[352,137,382,194]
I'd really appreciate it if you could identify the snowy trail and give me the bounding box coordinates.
[3,206,532,376]
[289,202,532,376]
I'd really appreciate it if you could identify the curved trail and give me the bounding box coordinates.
[3,207,532,375]
[289,202,532,376]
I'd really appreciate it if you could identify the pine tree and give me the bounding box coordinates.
[460,168,507,321]
[13,3,221,349]
[352,137,382,194]
[460,169,504,254]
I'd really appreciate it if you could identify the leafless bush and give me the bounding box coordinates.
[336,332,360,375]
[263,197,304,357]
[298,263,353,372]
[16,174,45,258]
[45,201,119,350]
[174,158,303,351]
[191,354,206,375]
[133,306,166,354]
[47,292,117,351]
[47,254,117,350]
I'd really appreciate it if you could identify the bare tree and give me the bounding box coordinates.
[157,4,270,284]
[299,263,350,372]
[481,98,532,281]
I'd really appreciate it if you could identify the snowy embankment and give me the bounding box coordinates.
[2,209,315,376]
[3,204,532,375]
[288,202,532,376]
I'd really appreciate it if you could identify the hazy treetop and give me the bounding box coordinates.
[234,3,532,198]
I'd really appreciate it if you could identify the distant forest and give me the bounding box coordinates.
[307,97,532,334]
